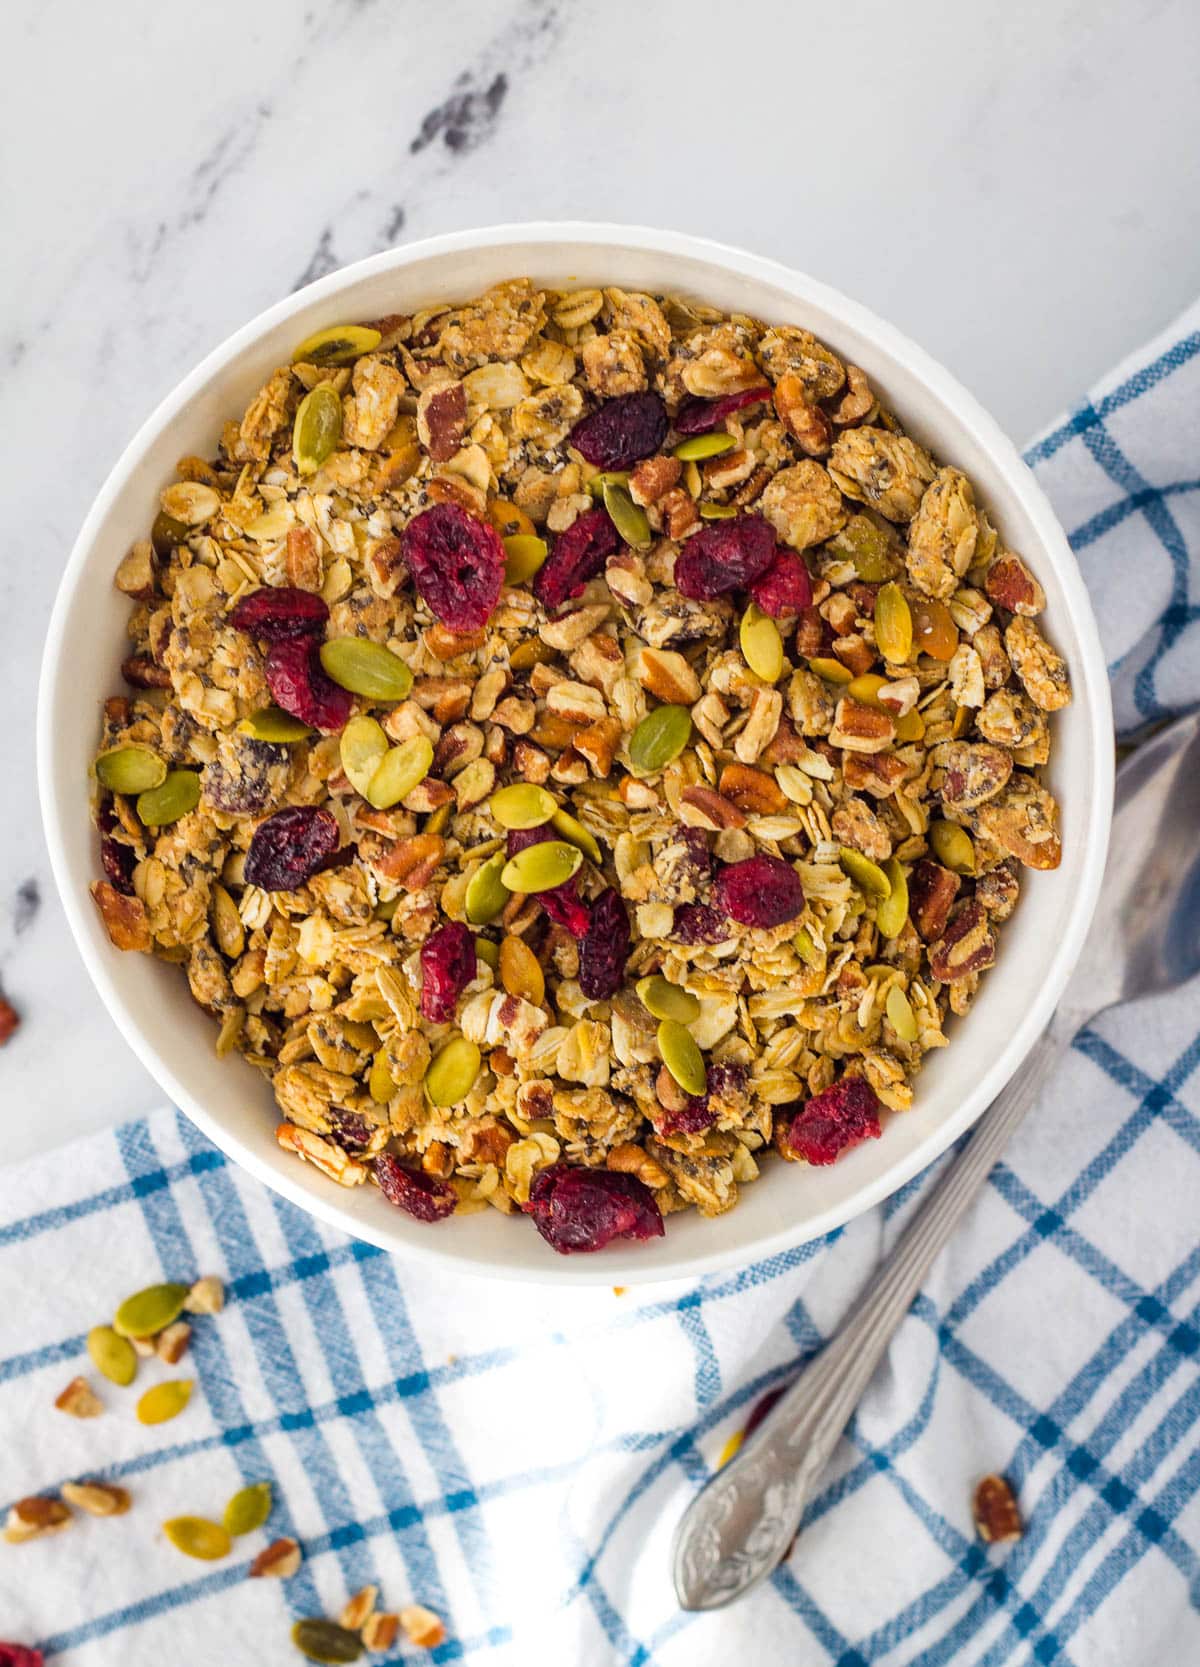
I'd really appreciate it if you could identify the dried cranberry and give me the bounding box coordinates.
[569,391,668,470]
[506,829,592,936]
[0,1648,44,1667]
[533,507,621,612]
[540,885,592,937]
[672,386,772,436]
[713,854,804,928]
[526,1163,664,1254]
[749,551,814,617]
[327,1108,375,1151]
[374,1153,456,1222]
[229,585,329,643]
[674,515,777,601]
[577,887,631,1001]
[100,836,137,896]
[401,502,504,631]
[672,903,731,945]
[244,805,342,891]
[785,1076,882,1165]
[265,637,353,732]
[420,920,477,1023]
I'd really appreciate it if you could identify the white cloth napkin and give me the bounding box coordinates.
[3,299,1199,1665]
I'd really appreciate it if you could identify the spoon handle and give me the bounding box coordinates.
[672,1029,1067,1612]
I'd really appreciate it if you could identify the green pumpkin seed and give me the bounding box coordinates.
[874,582,913,664]
[319,638,414,701]
[602,481,652,549]
[151,510,191,557]
[629,704,692,773]
[293,383,343,475]
[503,534,549,585]
[163,1515,231,1561]
[95,747,167,795]
[886,982,918,1043]
[223,1481,272,1537]
[136,1379,193,1426]
[136,770,201,827]
[839,847,892,900]
[210,883,245,959]
[367,735,434,810]
[489,783,556,830]
[739,604,784,684]
[550,806,602,865]
[474,936,499,970]
[465,852,511,924]
[875,858,909,938]
[793,925,823,969]
[87,1324,137,1387]
[500,840,582,895]
[113,1282,191,1339]
[673,432,737,462]
[339,714,390,797]
[291,1618,364,1664]
[636,975,700,1024]
[698,501,738,519]
[368,1048,396,1103]
[808,656,853,684]
[586,471,630,498]
[930,820,976,875]
[682,460,703,497]
[292,324,381,366]
[657,1019,707,1098]
[425,1036,482,1107]
[239,707,312,742]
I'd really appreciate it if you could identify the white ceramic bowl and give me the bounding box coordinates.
[38,224,1113,1285]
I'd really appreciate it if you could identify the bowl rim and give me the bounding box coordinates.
[37,221,1114,1285]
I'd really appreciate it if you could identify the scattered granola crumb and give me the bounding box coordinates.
[250,1535,302,1578]
[59,1481,131,1518]
[399,1604,447,1649]
[155,1321,192,1365]
[54,1377,104,1419]
[362,1612,399,1652]
[973,1473,1023,1543]
[3,1497,72,1544]
[183,1276,225,1316]
[340,1585,378,1631]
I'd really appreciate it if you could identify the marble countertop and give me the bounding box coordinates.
[3,0,1198,1167]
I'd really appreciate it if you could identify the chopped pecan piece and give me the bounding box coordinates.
[973,1474,1023,1543]
[909,860,961,941]
[90,883,151,953]
[830,697,895,754]
[929,900,996,981]
[718,762,787,815]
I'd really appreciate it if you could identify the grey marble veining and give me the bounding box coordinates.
[3,0,1198,1164]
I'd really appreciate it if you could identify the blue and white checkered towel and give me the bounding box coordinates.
[4,302,1200,1666]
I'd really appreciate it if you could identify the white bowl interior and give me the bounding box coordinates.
[38,225,1113,1284]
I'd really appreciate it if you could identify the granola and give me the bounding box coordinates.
[88,279,1070,1254]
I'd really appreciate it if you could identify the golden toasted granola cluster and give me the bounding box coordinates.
[90,279,1069,1254]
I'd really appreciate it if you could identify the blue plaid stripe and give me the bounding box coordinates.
[5,298,1200,1663]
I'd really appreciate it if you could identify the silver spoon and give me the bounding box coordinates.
[673,708,1200,1612]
